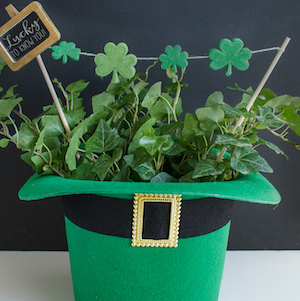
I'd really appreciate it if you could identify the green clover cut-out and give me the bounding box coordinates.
[51,41,81,64]
[159,45,188,73]
[94,42,137,83]
[208,38,252,76]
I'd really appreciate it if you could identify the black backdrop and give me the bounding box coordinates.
[0,0,300,250]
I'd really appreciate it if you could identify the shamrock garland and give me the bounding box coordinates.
[94,42,137,83]
[50,38,280,79]
[208,38,252,76]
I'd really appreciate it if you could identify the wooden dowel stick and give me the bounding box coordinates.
[36,55,71,137]
[5,4,71,137]
[216,36,291,162]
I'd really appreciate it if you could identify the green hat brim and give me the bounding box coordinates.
[18,172,280,204]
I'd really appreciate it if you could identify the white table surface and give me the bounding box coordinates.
[0,250,299,301]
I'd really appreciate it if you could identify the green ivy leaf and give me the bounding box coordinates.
[136,161,158,180]
[205,91,224,107]
[112,147,123,162]
[132,81,148,95]
[215,133,252,148]
[159,45,188,73]
[192,159,225,178]
[163,142,186,156]
[131,147,152,168]
[258,138,288,159]
[95,42,137,83]
[164,82,188,95]
[52,41,81,64]
[139,126,174,156]
[141,81,162,110]
[112,163,132,182]
[264,95,300,111]
[41,115,65,138]
[150,172,178,183]
[65,112,108,170]
[230,147,273,174]
[209,38,252,76]
[85,119,120,153]
[92,91,115,114]
[0,55,7,75]
[222,103,248,117]
[228,84,273,113]
[227,83,252,95]
[195,91,225,129]
[158,119,182,136]
[0,138,9,148]
[0,97,22,118]
[1,85,19,100]
[43,137,60,150]
[66,80,89,94]
[92,154,114,181]
[13,123,38,149]
[127,118,156,154]
[124,154,157,181]
[182,113,201,142]
[66,108,86,129]
[280,105,300,136]
[255,106,288,128]
[71,162,95,180]
[195,105,225,124]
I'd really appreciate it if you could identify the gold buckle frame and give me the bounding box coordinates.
[131,193,182,248]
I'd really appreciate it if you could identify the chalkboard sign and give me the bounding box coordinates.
[0,2,60,71]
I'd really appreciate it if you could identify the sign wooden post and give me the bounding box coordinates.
[0,2,71,137]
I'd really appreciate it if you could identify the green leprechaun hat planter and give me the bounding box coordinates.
[0,4,298,299]
[18,172,280,301]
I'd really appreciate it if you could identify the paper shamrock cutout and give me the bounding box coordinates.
[51,41,81,64]
[208,38,252,76]
[159,45,188,73]
[94,42,137,83]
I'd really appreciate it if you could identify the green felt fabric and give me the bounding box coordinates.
[65,217,231,301]
[18,172,280,204]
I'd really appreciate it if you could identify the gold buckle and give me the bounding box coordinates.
[131,193,182,248]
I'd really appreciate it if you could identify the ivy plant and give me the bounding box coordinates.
[1,46,300,183]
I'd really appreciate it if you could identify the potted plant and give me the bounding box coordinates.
[0,38,298,300]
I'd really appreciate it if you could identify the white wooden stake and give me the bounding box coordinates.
[216,36,291,162]
[35,55,71,136]
[5,4,71,137]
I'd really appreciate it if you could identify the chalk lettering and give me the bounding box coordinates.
[10,48,20,59]
[18,38,35,53]
[3,17,42,50]
[33,29,47,41]
[22,19,40,35]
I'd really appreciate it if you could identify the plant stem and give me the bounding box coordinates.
[130,84,140,124]
[160,94,177,122]
[144,60,158,82]
[179,67,186,82]
[172,80,182,121]
[53,79,69,111]
[7,116,20,148]
[42,143,53,166]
